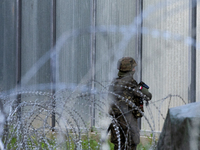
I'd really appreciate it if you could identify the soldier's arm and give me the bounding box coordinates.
[131,80,152,101]
[139,81,152,100]
[140,86,152,100]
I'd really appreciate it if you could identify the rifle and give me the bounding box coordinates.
[138,81,152,106]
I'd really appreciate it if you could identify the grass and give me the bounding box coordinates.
[3,129,156,150]
[137,133,158,150]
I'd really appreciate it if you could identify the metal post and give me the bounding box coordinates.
[51,0,56,130]
[188,0,196,103]
[136,0,143,129]
[16,0,22,120]
[90,0,96,129]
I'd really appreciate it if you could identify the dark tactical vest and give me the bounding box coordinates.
[109,75,144,118]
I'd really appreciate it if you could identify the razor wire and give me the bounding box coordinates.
[0,81,188,150]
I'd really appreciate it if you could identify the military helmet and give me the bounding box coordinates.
[117,57,137,71]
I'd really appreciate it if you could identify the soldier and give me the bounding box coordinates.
[108,57,152,150]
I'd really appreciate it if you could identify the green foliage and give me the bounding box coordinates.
[82,138,99,150]
[108,140,115,150]
[7,136,17,150]
[137,142,152,150]
[4,127,158,150]
[137,133,158,150]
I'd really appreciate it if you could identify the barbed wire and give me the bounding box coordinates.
[0,80,189,150]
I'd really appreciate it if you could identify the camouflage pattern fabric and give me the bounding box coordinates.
[110,114,139,150]
[109,73,144,118]
[109,72,143,150]
[117,57,137,71]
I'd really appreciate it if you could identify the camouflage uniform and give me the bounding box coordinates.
[109,57,152,150]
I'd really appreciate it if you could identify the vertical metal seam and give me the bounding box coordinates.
[16,0,22,120]
[189,0,197,103]
[90,0,96,128]
[136,0,143,130]
[140,0,143,81]
[16,0,22,86]
[51,0,56,130]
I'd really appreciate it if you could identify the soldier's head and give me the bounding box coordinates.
[117,57,137,72]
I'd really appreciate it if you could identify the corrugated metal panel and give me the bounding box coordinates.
[20,0,52,127]
[21,0,52,86]
[142,0,190,132]
[94,0,138,127]
[95,0,138,84]
[56,0,91,84]
[0,1,17,91]
[1,0,199,133]
[56,0,92,125]
[197,2,200,102]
